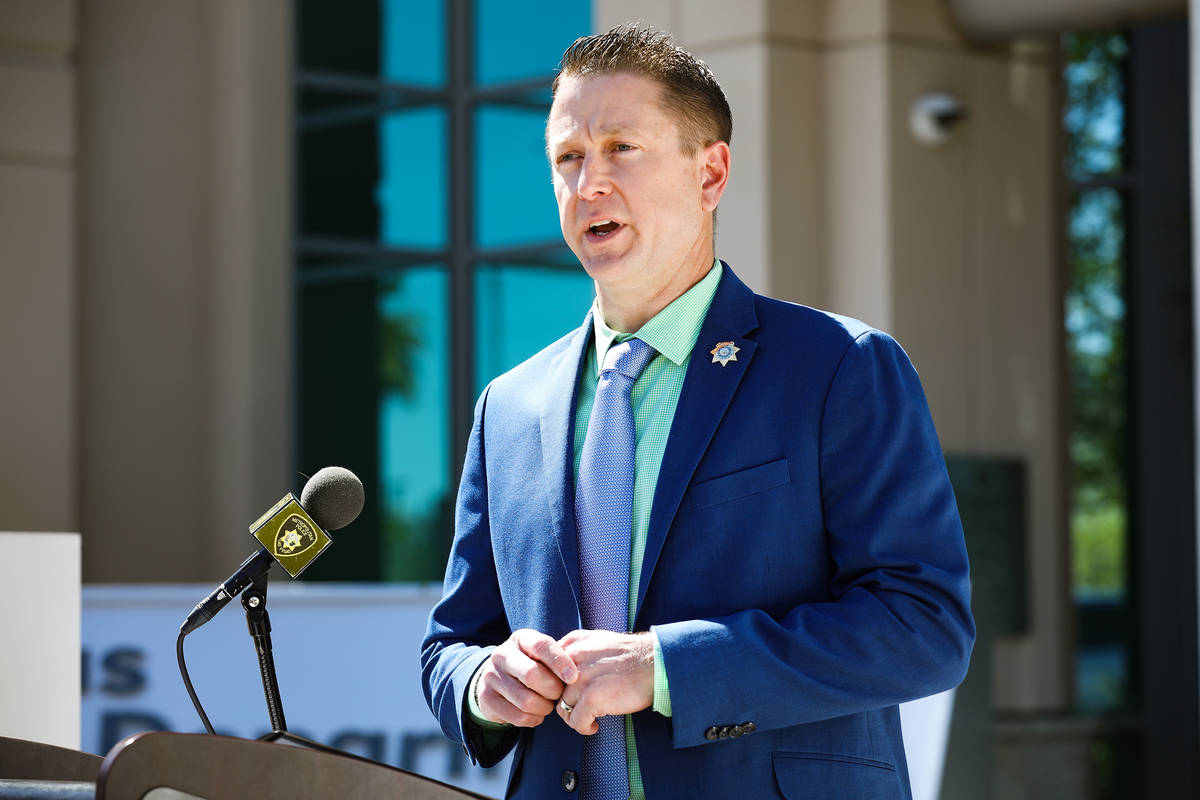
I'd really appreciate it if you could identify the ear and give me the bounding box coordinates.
[699,140,731,212]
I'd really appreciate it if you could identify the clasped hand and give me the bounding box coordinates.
[474,628,655,735]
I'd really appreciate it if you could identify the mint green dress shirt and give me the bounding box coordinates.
[467,261,723,799]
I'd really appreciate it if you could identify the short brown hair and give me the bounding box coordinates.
[551,24,732,154]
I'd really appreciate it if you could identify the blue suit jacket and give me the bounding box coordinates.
[422,265,974,799]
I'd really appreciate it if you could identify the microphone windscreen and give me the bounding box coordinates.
[301,466,365,531]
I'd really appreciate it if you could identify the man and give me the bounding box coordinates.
[422,24,973,800]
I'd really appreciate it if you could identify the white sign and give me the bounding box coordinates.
[82,583,510,797]
[82,584,952,800]
[1,532,80,749]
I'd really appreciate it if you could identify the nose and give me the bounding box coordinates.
[577,155,611,201]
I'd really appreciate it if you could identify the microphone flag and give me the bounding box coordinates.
[249,493,332,578]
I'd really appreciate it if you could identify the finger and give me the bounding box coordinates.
[554,692,579,727]
[482,671,556,724]
[554,696,571,727]
[517,630,579,684]
[562,696,600,736]
[557,628,587,649]
[478,683,553,728]
[493,646,567,700]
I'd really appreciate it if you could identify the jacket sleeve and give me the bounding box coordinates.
[653,330,975,748]
[420,386,521,766]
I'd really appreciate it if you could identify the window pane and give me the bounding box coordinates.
[380,109,448,248]
[298,0,445,85]
[474,264,595,393]
[474,0,590,85]
[1063,32,1128,181]
[298,271,383,581]
[474,105,561,247]
[298,0,381,75]
[1066,186,1129,712]
[299,107,447,248]
[382,0,445,86]
[379,266,452,582]
[297,264,450,583]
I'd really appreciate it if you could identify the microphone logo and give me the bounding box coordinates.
[250,494,332,577]
[276,516,316,556]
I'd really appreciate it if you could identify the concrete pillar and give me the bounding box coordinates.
[596,0,1067,711]
[0,0,79,533]
[78,0,293,582]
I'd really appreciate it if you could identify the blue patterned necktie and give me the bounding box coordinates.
[575,336,657,800]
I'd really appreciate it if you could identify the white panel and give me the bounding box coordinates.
[0,532,81,748]
[900,689,956,800]
[82,582,958,793]
[82,584,509,795]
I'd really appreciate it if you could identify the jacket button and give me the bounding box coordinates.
[561,770,578,792]
[731,725,744,737]
[743,721,756,733]
[704,726,719,741]
[718,726,731,739]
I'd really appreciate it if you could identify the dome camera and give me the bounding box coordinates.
[909,92,968,147]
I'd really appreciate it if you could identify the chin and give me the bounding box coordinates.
[580,254,637,282]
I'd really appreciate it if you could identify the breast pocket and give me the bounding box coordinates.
[688,458,791,510]
[772,752,903,800]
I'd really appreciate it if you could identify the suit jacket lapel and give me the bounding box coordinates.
[636,266,760,616]
[540,312,593,612]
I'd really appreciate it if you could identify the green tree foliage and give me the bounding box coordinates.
[380,312,420,398]
[1063,33,1128,593]
[1063,33,1127,180]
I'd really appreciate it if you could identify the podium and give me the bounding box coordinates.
[1,733,492,799]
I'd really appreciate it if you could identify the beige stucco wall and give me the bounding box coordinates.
[76,0,294,582]
[596,0,1068,711]
[0,0,79,533]
[0,1,297,581]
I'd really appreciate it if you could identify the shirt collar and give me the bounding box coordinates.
[591,260,723,376]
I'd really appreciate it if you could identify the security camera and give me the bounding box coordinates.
[909,92,967,146]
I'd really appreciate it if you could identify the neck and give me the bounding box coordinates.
[596,246,714,333]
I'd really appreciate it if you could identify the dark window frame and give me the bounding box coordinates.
[294,0,580,581]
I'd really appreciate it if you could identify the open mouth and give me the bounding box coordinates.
[587,220,621,238]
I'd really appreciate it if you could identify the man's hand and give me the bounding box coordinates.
[476,629,578,727]
[555,630,655,735]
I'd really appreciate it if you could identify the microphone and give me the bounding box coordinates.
[180,466,364,634]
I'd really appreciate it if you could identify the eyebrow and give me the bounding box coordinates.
[549,121,638,143]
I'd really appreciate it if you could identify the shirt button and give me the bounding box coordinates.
[561,770,578,792]
[705,726,719,741]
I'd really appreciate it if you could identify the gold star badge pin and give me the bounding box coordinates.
[710,341,740,366]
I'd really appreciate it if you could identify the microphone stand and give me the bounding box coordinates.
[240,572,340,754]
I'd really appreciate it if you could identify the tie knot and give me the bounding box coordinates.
[602,337,656,381]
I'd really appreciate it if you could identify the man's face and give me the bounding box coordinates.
[546,72,716,301]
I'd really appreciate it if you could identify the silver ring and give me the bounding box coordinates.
[558,699,574,715]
